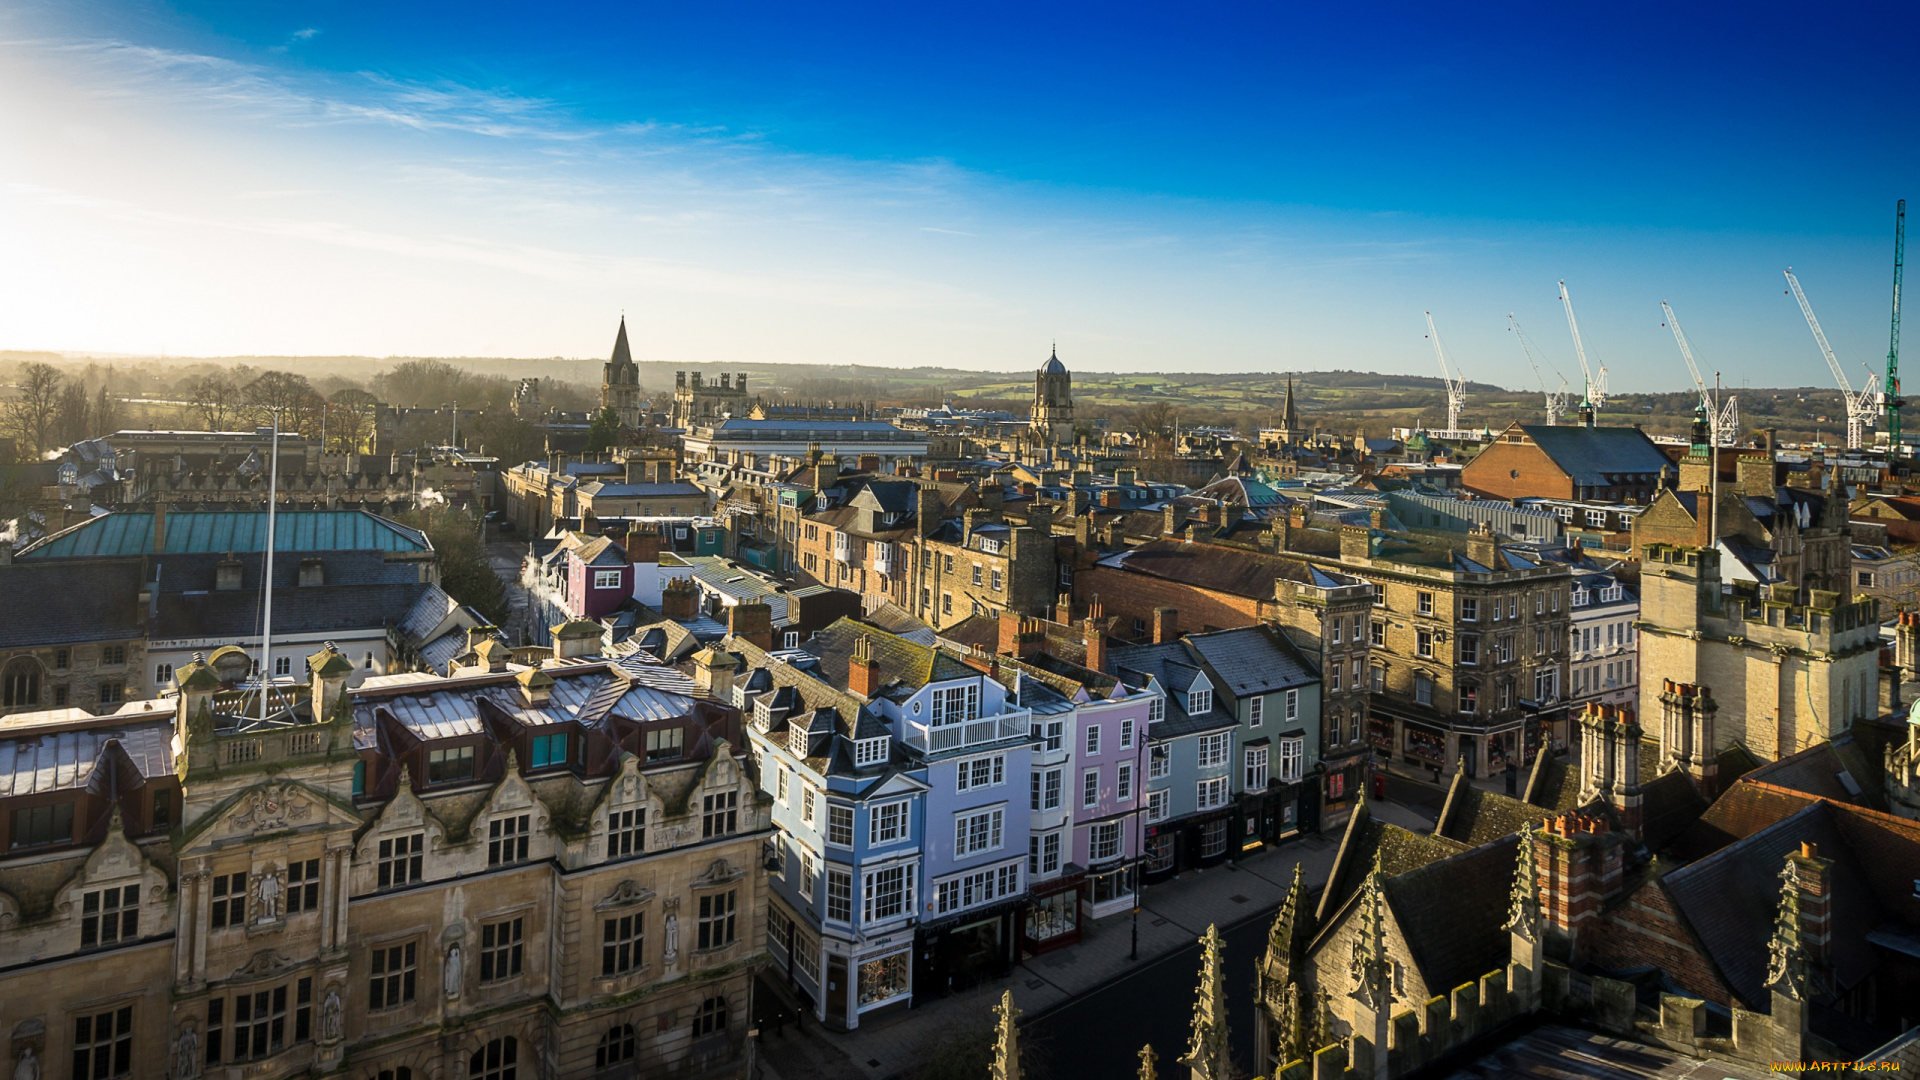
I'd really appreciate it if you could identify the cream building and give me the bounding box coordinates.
[0,635,768,1080]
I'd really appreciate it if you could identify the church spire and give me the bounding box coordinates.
[610,315,634,369]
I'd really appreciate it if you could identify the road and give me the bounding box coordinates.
[1022,904,1274,1080]
[485,538,536,645]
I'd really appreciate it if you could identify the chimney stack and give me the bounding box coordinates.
[848,635,881,699]
[660,577,700,621]
[727,601,775,652]
[1151,606,1178,644]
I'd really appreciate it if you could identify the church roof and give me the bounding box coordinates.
[1040,347,1067,375]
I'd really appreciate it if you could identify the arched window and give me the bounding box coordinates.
[693,996,727,1038]
[3,658,41,708]
[377,1070,414,1080]
[469,1037,517,1080]
[596,1025,636,1068]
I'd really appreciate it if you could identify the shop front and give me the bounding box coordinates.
[1142,827,1177,883]
[1319,747,1369,833]
[1402,721,1446,770]
[853,944,913,1019]
[1022,871,1084,955]
[916,900,1022,997]
[1084,860,1137,920]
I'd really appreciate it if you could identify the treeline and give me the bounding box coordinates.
[0,357,600,464]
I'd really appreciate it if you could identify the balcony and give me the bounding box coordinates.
[905,709,1032,755]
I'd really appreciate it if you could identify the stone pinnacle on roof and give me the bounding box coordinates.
[988,990,1021,1080]
[1504,824,1543,943]
[1764,855,1810,1000]
[1182,923,1231,1080]
[1136,1044,1158,1080]
[1349,851,1391,1011]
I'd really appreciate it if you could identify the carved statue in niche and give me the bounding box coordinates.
[173,1024,198,1080]
[443,943,463,999]
[12,1048,38,1080]
[320,987,342,1042]
[253,869,282,923]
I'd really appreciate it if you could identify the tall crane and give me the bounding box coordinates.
[1509,314,1571,425]
[1783,268,1879,449]
[1423,312,1469,437]
[1661,301,1739,447]
[1888,199,1906,450]
[1559,280,1609,418]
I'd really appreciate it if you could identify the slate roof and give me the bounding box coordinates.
[1670,779,1817,862]
[152,582,432,641]
[0,560,145,647]
[1182,625,1318,696]
[1385,833,1522,996]
[23,510,430,558]
[860,601,938,647]
[399,584,460,643]
[0,718,175,796]
[576,481,705,499]
[802,618,972,698]
[1663,802,1889,1007]
[1515,425,1673,486]
[1741,737,1877,808]
[1110,538,1343,597]
[1316,812,1467,923]
[1435,781,1553,847]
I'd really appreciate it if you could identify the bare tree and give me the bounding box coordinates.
[94,386,122,437]
[55,380,91,446]
[186,374,238,431]
[375,359,469,408]
[324,387,380,453]
[4,363,65,457]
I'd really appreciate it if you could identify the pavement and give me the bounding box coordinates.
[484,538,536,646]
[753,788,1452,1080]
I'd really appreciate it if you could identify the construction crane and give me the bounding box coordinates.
[1558,280,1609,418]
[1784,268,1879,449]
[1888,199,1907,451]
[1509,314,1572,425]
[1422,312,1470,438]
[1661,301,1739,447]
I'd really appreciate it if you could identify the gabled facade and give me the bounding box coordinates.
[0,641,769,1080]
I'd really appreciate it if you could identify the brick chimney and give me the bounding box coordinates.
[1151,606,1178,644]
[626,525,662,565]
[848,635,881,699]
[1054,592,1073,624]
[660,577,700,621]
[916,484,941,539]
[1101,489,1123,508]
[1534,814,1626,963]
[858,453,880,473]
[727,601,774,652]
[152,503,168,553]
[1082,616,1107,674]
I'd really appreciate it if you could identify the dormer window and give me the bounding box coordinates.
[787,726,812,757]
[980,539,1002,555]
[1147,696,1164,725]
[854,738,889,767]
[646,727,684,762]
[1188,688,1212,716]
[427,746,475,784]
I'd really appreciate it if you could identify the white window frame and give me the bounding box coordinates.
[1246,745,1270,789]
[1119,718,1135,749]
[869,800,910,846]
[930,683,981,725]
[1082,768,1100,809]
[1197,776,1229,811]
[1147,789,1171,822]
[826,804,854,847]
[1188,688,1213,716]
[1278,737,1304,783]
[825,868,853,924]
[1248,696,1264,728]
[955,754,1006,792]
[1089,821,1122,863]
[1198,733,1229,768]
[594,569,623,590]
[954,807,1007,857]
[1116,761,1134,801]
[862,864,914,925]
[1147,696,1165,724]
[1149,745,1171,779]
[1085,725,1101,756]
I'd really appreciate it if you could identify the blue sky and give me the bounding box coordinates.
[1,0,1913,391]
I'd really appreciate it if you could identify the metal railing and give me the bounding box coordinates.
[905,709,1032,755]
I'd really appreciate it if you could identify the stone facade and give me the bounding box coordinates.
[670,373,751,431]
[603,317,644,429]
[0,643,769,1080]
[1029,350,1074,448]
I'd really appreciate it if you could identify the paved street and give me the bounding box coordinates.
[485,537,536,645]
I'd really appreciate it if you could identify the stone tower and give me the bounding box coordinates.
[602,316,642,428]
[1031,346,1075,447]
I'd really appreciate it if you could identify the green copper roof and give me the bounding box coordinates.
[22,510,431,558]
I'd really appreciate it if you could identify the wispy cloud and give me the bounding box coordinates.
[291,28,320,41]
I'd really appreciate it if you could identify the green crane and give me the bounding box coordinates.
[1888,199,1906,450]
